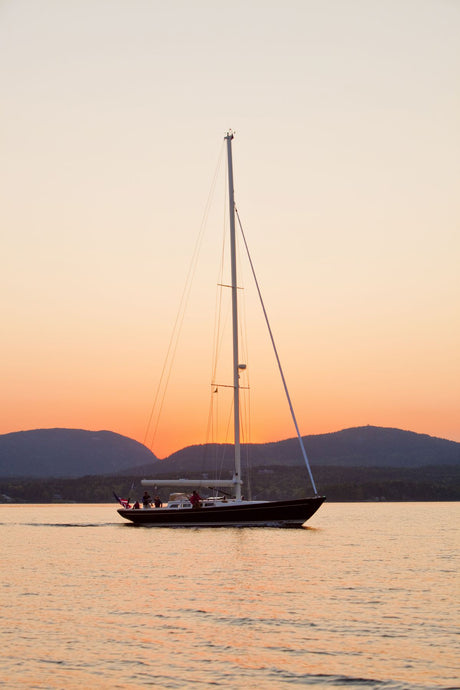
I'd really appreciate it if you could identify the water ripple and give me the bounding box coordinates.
[0,502,458,689]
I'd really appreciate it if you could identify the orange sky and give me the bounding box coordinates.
[1,0,459,458]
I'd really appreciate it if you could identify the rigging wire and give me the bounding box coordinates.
[204,161,229,485]
[235,207,318,495]
[206,168,253,494]
[143,143,226,450]
[234,218,253,499]
[206,161,246,489]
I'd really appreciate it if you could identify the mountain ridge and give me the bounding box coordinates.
[0,428,156,478]
[0,425,458,479]
[128,425,459,475]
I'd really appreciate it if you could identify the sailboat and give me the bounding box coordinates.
[117,132,325,527]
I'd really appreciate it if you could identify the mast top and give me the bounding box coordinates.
[225,129,234,140]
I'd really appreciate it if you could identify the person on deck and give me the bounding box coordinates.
[189,490,202,509]
[142,491,151,509]
[154,496,162,508]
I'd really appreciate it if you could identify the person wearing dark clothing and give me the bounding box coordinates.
[142,491,151,509]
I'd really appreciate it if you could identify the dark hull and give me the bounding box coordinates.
[117,496,325,527]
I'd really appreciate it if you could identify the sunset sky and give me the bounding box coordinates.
[1,0,459,458]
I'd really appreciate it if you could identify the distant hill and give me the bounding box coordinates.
[0,426,458,480]
[0,429,156,478]
[128,426,460,476]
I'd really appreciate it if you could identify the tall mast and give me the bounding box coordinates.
[225,131,242,501]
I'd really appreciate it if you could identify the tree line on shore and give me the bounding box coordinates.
[1,464,459,503]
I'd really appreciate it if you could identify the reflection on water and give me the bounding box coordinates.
[1,503,458,689]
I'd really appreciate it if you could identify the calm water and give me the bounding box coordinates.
[1,502,458,689]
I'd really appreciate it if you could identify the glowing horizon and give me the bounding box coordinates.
[1,1,459,458]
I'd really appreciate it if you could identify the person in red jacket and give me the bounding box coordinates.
[189,490,202,509]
